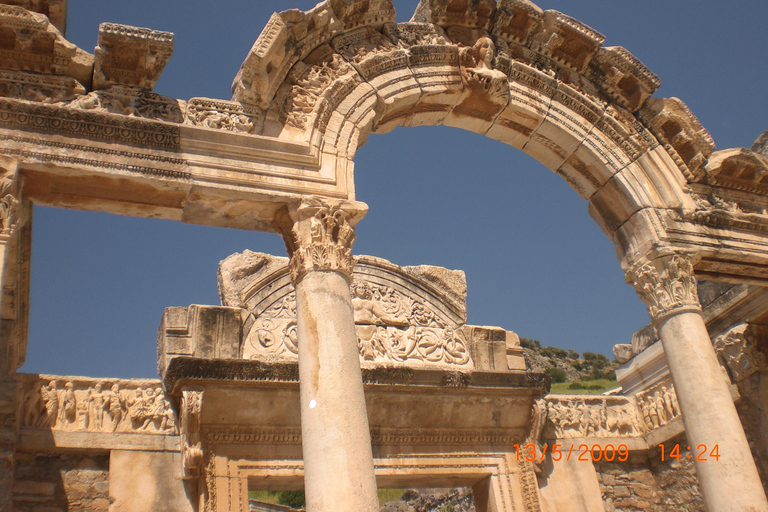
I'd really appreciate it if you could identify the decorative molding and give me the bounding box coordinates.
[202,424,525,447]
[272,199,365,283]
[0,70,85,104]
[544,395,642,440]
[244,282,471,367]
[186,98,261,133]
[714,323,767,382]
[181,389,203,480]
[627,254,701,323]
[69,86,184,124]
[17,375,177,434]
[93,23,174,91]
[0,98,182,150]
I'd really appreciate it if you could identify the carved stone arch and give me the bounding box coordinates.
[232,0,719,274]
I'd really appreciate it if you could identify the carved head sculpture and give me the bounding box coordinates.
[111,383,119,393]
[473,36,494,70]
[350,280,373,300]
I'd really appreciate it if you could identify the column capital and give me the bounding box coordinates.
[272,198,368,284]
[626,253,701,324]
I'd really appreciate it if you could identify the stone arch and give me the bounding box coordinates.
[231,0,768,281]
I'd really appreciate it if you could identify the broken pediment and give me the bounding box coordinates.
[158,251,527,376]
[218,251,473,368]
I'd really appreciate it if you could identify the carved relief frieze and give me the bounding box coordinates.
[544,395,643,439]
[243,278,471,367]
[626,254,701,324]
[0,4,92,87]
[17,375,177,434]
[0,98,182,151]
[0,70,85,104]
[275,46,357,132]
[714,323,767,382]
[331,25,398,67]
[383,22,450,48]
[231,3,344,108]
[68,86,184,124]
[185,98,262,134]
[634,378,681,430]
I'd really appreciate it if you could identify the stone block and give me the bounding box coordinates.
[109,450,193,512]
[93,23,173,91]
[614,485,630,497]
[157,304,243,378]
[0,4,92,86]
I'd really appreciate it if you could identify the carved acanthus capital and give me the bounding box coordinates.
[626,254,701,324]
[180,389,203,480]
[273,199,367,284]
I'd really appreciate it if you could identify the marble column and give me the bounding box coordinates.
[274,198,379,512]
[628,254,768,512]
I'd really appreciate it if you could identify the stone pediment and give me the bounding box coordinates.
[218,250,471,368]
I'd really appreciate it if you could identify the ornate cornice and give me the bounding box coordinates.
[272,198,367,284]
[626,254,701,324]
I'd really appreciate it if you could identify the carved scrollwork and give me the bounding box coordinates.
[181,390,203,480]
[714,324,767,382]
[626,254,701,323]
[186,98,261,133]
[68,86,184,124]
[280,50,353,131]
[18,376,177,434]
[244,278,471,368]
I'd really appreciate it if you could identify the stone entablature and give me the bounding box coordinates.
[0,0,766,283]
[17,373,177,435]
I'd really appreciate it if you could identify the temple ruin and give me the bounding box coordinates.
[0,0,767,511]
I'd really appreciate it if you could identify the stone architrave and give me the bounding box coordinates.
[627,253,768,512]
[272,198,379,512]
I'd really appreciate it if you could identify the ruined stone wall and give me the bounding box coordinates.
[594,437,703,512]
[13,452,109,512]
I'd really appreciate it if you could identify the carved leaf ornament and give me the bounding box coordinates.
[246,280,470,367]
[628,254,700,323]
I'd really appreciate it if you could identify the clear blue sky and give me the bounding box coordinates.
[20,1,768,379]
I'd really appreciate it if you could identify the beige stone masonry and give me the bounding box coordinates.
[93,23,173,91]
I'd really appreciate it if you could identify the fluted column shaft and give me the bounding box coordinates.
[274,199,378,512]
[628,254,768,512]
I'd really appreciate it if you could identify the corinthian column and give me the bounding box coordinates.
[627,254,768,512]
[273,198,378,512]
